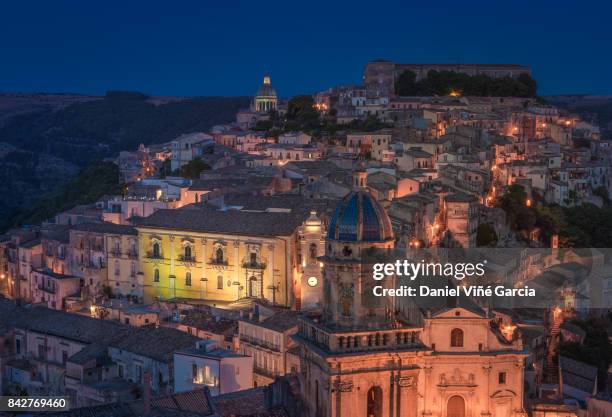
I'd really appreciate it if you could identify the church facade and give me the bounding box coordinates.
[295,182,527,417]
[136,206,324,308]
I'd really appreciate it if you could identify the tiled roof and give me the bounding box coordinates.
[71,222,138,236]
[213,387,267,417]
[109,326,200,363]
[241,310,299,333]
[136,207,307,237]
[560,356,598,396]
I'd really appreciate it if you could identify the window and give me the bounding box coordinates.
[309,243,317,261]
[366,386,383,417]
[184,245,192,260]
[152,242,160,258]
[192,364,198,380]
[217,275,223,289]
[130,262,136,277]
[215,248,224,264]
[250,252,257,265]
[154,269,160,282]
[15,339,21,354]
[498,372,507,384]
[185,272,192,286]
[114,261,120,276]
[450,328,464,347]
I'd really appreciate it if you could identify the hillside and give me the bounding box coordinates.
[0,92,250,228]
[545,95,612,137]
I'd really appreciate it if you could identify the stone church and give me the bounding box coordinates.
[295,177,527,417]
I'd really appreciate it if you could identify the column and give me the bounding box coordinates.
[234,241,240,299]
[267,243,275,302]
[169,235,176,299]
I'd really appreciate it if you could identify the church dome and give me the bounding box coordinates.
[327,191,394,242]
[256,74,277,98]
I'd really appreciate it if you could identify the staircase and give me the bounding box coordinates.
[543,314,562,384]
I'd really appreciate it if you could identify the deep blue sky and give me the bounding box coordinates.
[1,0,611,97]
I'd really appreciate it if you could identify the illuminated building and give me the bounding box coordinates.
[251,74,278,113]
[295,179,527,417]
[137,204,326,307]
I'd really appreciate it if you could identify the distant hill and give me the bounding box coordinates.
[545,95,612,138]
[0,92,250,227]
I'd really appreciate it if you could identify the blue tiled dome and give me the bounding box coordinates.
[327,191,394,242]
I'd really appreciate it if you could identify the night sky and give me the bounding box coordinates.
[1,0,611,97]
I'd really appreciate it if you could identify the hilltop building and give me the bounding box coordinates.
[364,60,531,97]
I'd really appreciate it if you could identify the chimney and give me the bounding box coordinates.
[143,371,151,415]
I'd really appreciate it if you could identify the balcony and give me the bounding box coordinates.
[253,365,279,379]
[127,250,138,259]
[146,252,164,260]
[84,262,106,271]
[207,258,228,266]
[177,255,197,264]
[239,334,280,352]
[241,258,267,270]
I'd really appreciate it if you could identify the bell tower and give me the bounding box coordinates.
[298,211,325,311]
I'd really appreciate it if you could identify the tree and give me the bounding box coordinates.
[178,157,210,179]
[286,95,320,130]
[476,223,497,247]
[3,160,123,230]
[159,158,172,178]
[395,70,419,96]
[558,318,611,391]
[593,186,610,205]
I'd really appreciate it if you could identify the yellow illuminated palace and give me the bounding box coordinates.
[136,202,325,307]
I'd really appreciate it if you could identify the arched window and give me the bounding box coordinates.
[152,242,160,258]
[447,396,465,417]
[450,328,464,347]
[185,272,192,286]
[215,248,224,264]
[153,268,160,282]
[184,245,192,261]
[217,275,223,290]
[366,386,383,417]
[309,243,317,262]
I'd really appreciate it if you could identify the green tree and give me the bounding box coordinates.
[286,95,320,130]
[159,158,172,178]
[558,318,611,390]
[395,70,419,96]
[593,186,610,205]
[476,223,497,247]
[178,157,210,179]
[3,160,123,230]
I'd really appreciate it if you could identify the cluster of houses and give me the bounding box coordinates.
[0,64,611,417]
